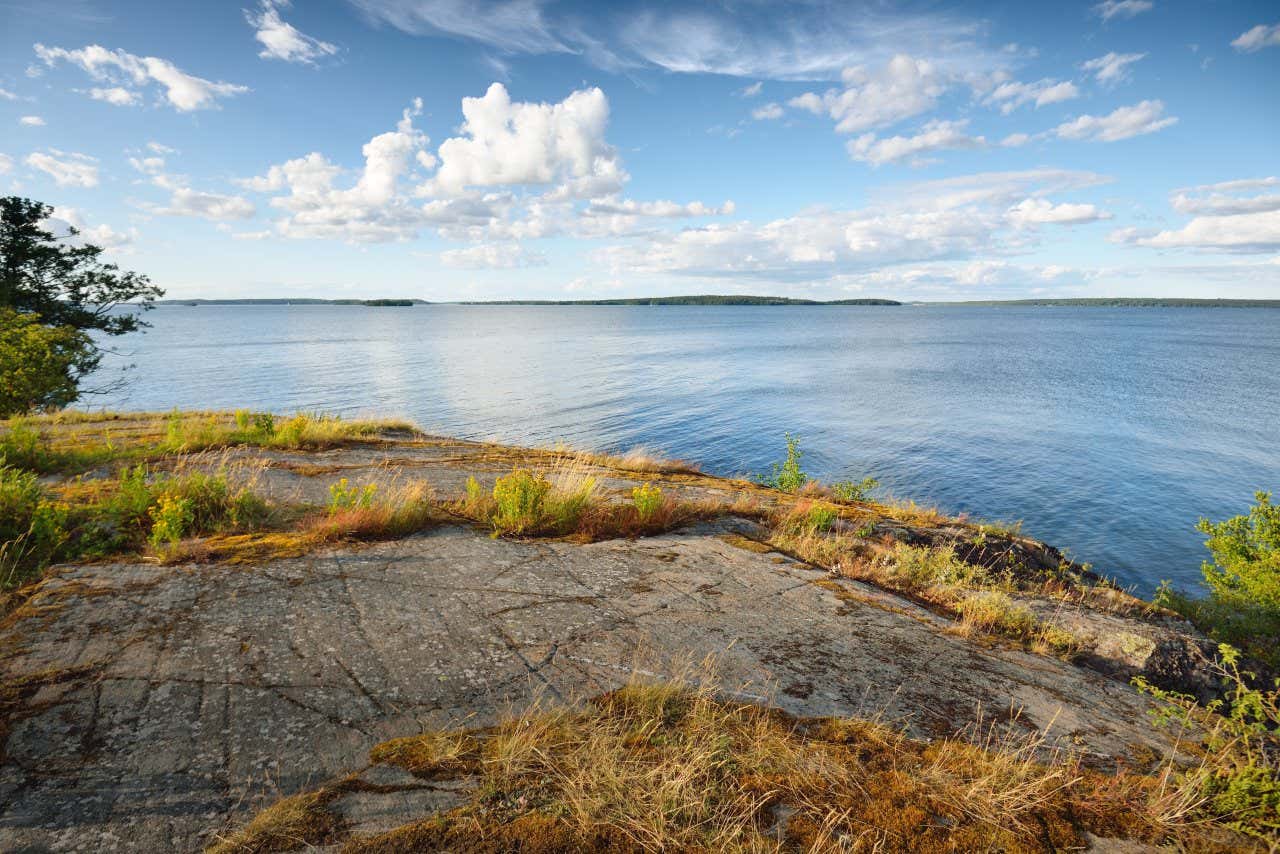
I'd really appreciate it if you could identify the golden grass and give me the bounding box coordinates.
[205,789,340,854]
[219,670,1214,853]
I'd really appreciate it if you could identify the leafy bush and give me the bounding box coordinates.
[0,463,69,585]
[631,482,663,521]
[1157,492,1280,668]
[759,433,808,492]
[491,469,552,535]
[832,476,879,502]
[882,543,991,591]
[0,308,99,416]
[805,504,837,533]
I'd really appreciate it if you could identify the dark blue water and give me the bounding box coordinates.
[91,304,1280,594]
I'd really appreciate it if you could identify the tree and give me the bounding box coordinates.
[0,197,163,413]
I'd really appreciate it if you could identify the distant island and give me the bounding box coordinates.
[152,295,1280,308]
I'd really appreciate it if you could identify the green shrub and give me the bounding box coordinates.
[631,482,663,521]
[491,469,552,535]
[0,308,98,416]
[804,504,837,533]
[1157,492,1280,668]
[328,478,377,514]
[832,476,879,502]
[759,433,808,492]
[885,543,990,591]
[0,463,69,585]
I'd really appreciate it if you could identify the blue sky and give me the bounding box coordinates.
[1,0,1277,300]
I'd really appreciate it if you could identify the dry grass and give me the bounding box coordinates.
[219,671,1208,853]
[206,789,341,854]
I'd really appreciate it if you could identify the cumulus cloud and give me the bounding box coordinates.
[1054,100,1176,142]
[156,188,256,220]
[847,119,984,166]
[982,78,1078,114]
[89,86,141,105]
[1093,0,1153,21]
[1006,197,1110,227]
[25,149,99,187]
[19,115,45,126]
[439,242,548,268]
[246,0,339,63]
[751,102,783,120]
[33,43,248,111]
[49,206,138,249]
[1081,51,1145,84]
[788,55,945,134]
[1231,22,1280,52]
[597,169,1111,283]
[427,83,625,199]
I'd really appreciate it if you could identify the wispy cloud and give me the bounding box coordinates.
[1231,22,1280,53]
[246,0,340,64]
[1092,0,1154,22]
[33,43,248,111]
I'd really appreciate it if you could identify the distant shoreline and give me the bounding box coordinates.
[149,296,1280,308]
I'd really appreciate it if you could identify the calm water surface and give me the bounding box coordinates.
[92,304,1280,594]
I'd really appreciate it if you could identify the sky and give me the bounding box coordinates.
[1,0,1278,301]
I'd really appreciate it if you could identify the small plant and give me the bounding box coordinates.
[491,469,552,535]
[148,494,193,548]
[832,476,879,502]
[759,433,808,492]
[328,478,377,514]
[631,482,663,521]
[1135,643,1280,841]
[804,503,837,534]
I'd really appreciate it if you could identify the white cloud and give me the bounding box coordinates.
[348,0,1005,81]
[428,83,625,199]
[1093,1,1153,21]
[1001,132,1031,147]
[1114,177,1280,253]
[128,155,167,176]
[0,87,18,100]
[155,188,256,220]
[751,102,783,120]
[50,206,138,249]
[1170,177,1280,216]
[983,78,1079,114]
[1006,197,1109,227]
[1231,23,1280,52]
[89,86,140,105]
[847,119,984,166]
[0,154,12,174]
[440,242,548,268]
[246,0,339,63]
[1081,51,1145,84]
[584,198,734,218]
[738,81,763,97]
[1054,100,1176,142]
[597,169,1110,283]
[147,141,177,154]
[33,43,248,111]
[241,100,432,241]
[19,115,45,126]
[1118,211,1280,253]
[788,55,945,134]
[25,150,99,187]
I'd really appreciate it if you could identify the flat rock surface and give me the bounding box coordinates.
[1,521,1170,852]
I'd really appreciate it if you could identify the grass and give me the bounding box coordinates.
[214,670,1242,852]
[0,409,416,475]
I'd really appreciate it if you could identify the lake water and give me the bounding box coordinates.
[91,304,1280,594]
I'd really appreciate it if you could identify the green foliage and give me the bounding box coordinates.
[491,469,552,535]
[831,476,879,502]
[0,308,97,416]
[1157,492,1280,668]
[1135,644,1280,842]
[328,478,377,514]
[759,433,808,492]
[804,504,837,534]
[885,543,991,591]
[631,482,664,521]
[1,197,163,410]
[488,468,597,536]
[233,409,275,435]
[0,463,68,585]
[148,494,193,548]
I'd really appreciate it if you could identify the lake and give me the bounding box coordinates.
[90,304,1280,595]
